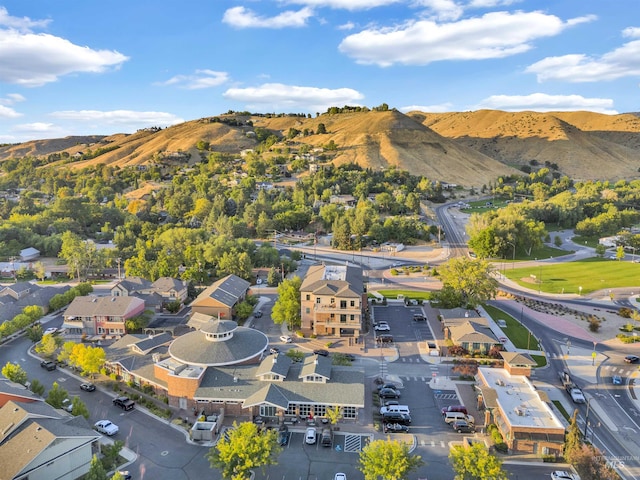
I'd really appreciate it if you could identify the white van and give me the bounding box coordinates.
[379,405,411,415]
[444,412,475,424]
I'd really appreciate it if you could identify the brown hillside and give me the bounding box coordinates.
[414,110,640,181]
[0,135,106,159]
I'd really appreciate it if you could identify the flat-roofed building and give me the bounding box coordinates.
[476,367,565,456]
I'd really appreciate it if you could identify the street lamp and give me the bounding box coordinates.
[506,241,516,270]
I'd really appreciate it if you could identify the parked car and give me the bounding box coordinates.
[612,375,622,385]
[277,425,290,446]
[382,412,411,425]
[334,474,346,480]
[94,420,119,436]
[40,360,56,371]
[550,471,579,480]
[113,396,135,411]
[270,347,280,354]
[384,423,410,433]
[280,335,292,343]
[377,383,399,392]
[61,398,74,413]
[313,349,329,357]
[43,327,58,336]
[116,472,132,480]
[441,405,468,416]
[305,427,317,444]
[253,311,263,318]
[80,382,96,392]
[378,388,401,399]
[412,314,426,322]
[374,324,391,332]
[624,355,639,363]
[384,400,400,407]
[452,420,475,433]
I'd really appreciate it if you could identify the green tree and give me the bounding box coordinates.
[358,437,424,480]
[29,378,45,396]
[70,396,90,419]
[26,323,43,343]
[206,421,282,480]
[46,382,69,409]
[86,454,107,480]
[35,333,62,358]
[449,443,507,480]
[2,362,28,385]
[101,440,124,470]
[271,277,302,330]
[564,409,583,464]
[437,258,498,308]
[317,123,327,134]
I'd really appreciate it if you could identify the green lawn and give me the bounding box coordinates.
[374,289,432,300]
[483,304,540,350]
[552,400,571,422]
[504,257,639,294]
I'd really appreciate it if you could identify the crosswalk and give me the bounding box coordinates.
[343,434,372,453]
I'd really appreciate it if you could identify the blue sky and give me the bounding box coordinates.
[1,0,639,143]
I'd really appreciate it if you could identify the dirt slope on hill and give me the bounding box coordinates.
[414,110,640,181]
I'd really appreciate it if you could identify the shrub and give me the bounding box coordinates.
[619,307,632,318]
[588,317,601,332]
[447,345,469,356]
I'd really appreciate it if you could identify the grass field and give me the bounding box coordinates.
[374,289,432,300]
[483,304,540,350]
[504,257,639,294]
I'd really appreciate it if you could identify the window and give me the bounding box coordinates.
[306,294,310,301]
[330,313,334,319]
[260,405,277,417]
[305,307,310,314]
[350,300,355,307]
[350,315,354,321]
[340,300,347,309]
[342,406,357,419]
[316,297,320,303]
[340,314,347,323]
[330,297,335,304]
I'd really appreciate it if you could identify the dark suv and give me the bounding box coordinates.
[378,388,401,399]
[113,396,135,411]
[40,360,56,371]
[382,412,411,425]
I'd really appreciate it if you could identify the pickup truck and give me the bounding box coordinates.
[113,396,135,411]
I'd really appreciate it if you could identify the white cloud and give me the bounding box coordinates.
[474,93,618,114]
[222,6,314,28]
[156,70,229,89]
[0,93,25,118]
[223,83,364,111]
[339,11,595,67]
[526,38,640,83]
[12,122,56,133]
[399,103,454,113]
[282,0,400,10]
[338,21,355,31]
[623,26,640,38]
[0,29,129,87]
[50,110,184,127]
[0,6,50,32]
[412,0,463,21]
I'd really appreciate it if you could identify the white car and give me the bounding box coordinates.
[94,420,119,436]
[305,427,317,444]
[43,327,58,336]
[550,471,579,480]
[280,335,292,343]
[335,474,346,480]
[375,324,391,332]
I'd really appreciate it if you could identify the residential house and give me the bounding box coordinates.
[62,295,146,336]
[0,400,100,480]
[190,274,251,319]
[0,283,70,323]
[103,316,365,419]
[19,247,40,262]
[0,378,43,407]
[443,316,499,354]
[299,264,365,338]
[151,277,188,303]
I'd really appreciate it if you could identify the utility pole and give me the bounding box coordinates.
[116,257,122,280]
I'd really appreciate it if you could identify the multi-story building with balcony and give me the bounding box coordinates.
[299,264,365,338]
[62,296,146,337]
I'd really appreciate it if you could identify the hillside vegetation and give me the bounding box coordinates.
[2,109,640,186]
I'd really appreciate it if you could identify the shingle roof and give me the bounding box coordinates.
[195,363,365,408]
[300,265,363,299]
[500,352,537,366]
[255,353,293,378]
[449,321,497,344]
[0,378,43,402]
[243,384,290,409]
[300,355,332,379]
[64,295,145,317]
[152,277,185,291]
[168,324,268,367]
[193,274,251,308]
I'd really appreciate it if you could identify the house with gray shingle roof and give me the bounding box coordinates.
[300,264,365,338]
[446,319,499,354]
[190,274,251,319]
[0,377,43,407]
[151,277,188,303]
[0,400,100,480]
[62,295,146,336]
[0,283,70,323]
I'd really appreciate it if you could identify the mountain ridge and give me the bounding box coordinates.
[1,109,639,187]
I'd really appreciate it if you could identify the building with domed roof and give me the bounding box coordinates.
[104,313,365,421]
